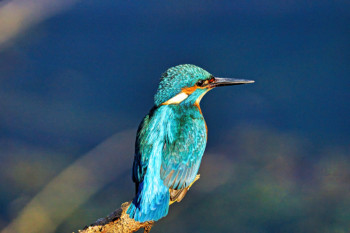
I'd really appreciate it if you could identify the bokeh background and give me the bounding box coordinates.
[1,1,350,233]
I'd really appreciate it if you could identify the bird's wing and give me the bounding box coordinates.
[132,107,207,191]
[160,115,207,190]
[132,107,171,186]
[132,114,152,185]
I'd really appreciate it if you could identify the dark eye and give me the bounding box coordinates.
[196,80,204,86]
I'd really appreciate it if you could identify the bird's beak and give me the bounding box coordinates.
[210,77,255,88]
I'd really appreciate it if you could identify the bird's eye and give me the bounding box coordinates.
[196,80,204,86]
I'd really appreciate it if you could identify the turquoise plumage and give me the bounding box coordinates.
[127,64,254,222]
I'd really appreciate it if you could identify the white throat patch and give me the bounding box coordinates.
[162,92,188,105]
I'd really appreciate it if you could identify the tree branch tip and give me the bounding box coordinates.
[77,174,201,233]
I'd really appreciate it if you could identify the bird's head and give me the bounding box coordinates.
[154,64,254,106]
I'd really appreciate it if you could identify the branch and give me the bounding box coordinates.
[78,202,154,233]
[77,175,200,233]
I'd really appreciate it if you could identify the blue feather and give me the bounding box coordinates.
[128,102,207,222]
[128,65,212,222]
[127,64,253,222]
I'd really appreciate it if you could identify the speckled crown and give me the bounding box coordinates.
[154,64,211,106]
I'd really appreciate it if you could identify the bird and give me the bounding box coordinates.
[126,64,254,223]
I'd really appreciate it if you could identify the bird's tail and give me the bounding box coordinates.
[127,182,170,223]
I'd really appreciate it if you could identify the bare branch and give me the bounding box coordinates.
[78,202,154,233]
[77,175,200,233]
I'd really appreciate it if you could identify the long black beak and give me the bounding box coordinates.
[210,77,255,87]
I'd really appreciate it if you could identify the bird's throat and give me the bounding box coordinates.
[161,92,189,105]
[161,88,210,106]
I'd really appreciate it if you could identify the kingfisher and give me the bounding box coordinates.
[127,64,254,223]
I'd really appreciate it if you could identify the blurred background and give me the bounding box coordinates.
[0,0,349,233]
